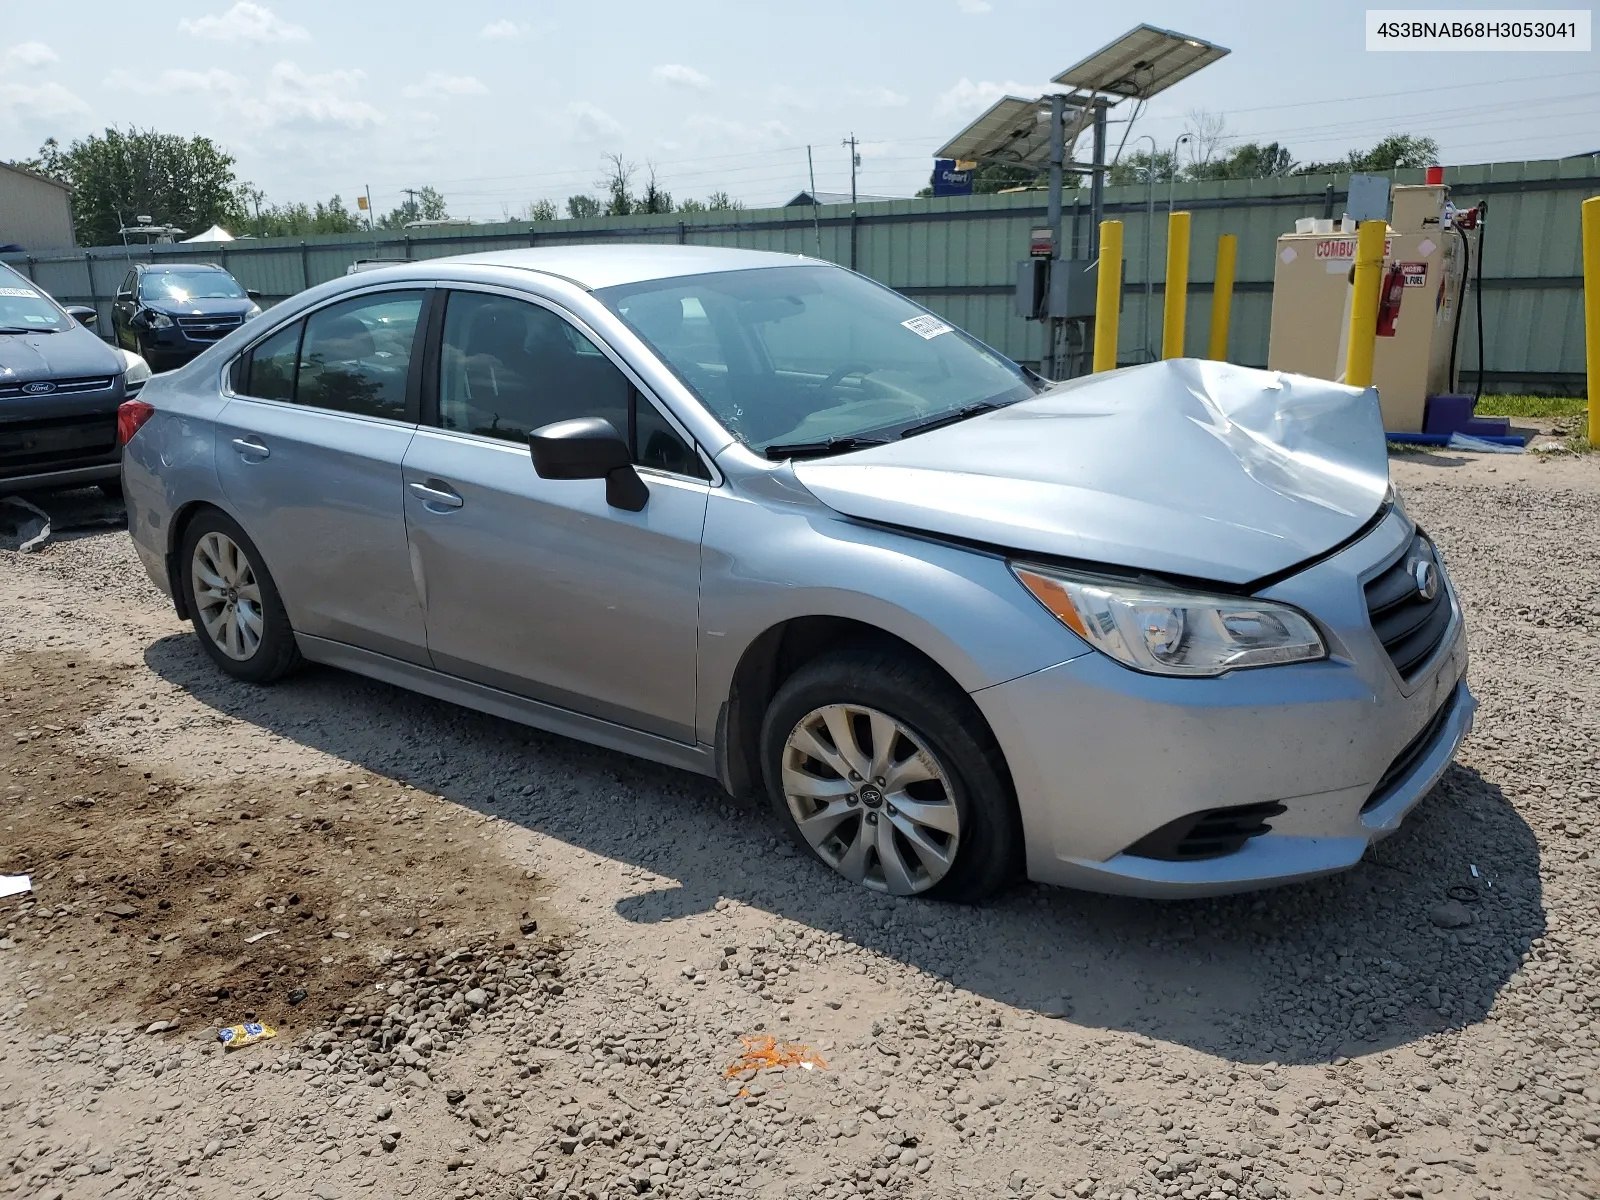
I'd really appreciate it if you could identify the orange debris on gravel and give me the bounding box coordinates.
[722,1034,829,1077]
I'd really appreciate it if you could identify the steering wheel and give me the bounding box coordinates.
[811,362,875,398]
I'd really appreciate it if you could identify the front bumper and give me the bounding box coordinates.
[972,507,1474,898]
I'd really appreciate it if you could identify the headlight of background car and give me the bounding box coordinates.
[118,349,152,394]
[146,311,174,330]
[1012,564,1326,677]
[244,304,262,320]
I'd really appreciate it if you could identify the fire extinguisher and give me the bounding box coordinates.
[1376,262,1405,337]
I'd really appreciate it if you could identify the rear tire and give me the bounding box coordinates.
[179,509,301,684]
[759,644,1020,903]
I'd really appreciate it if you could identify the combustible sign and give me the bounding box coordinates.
[1315,237,1394,259]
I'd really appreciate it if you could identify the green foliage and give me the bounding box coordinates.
[705,191,741,211]
[1108,150,1180,186]
[524,199,559,223]
[240,194,364,238]
[1188,142,1298,182]
[566,194,603,219]
[12,128,245,246]
[1297,134,1440,176]
[972,163,1052,194]
[377,186,449,229]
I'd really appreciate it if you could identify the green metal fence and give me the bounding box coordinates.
[6,157,1596,389]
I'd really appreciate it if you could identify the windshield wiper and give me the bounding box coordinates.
[0,326,59,335]
[898,401,1003,438]
[763,435,891,461]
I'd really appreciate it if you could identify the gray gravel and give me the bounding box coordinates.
[2,452,1598,1200]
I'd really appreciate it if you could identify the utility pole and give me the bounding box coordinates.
[842,135,859,204]
[402,187,422,222]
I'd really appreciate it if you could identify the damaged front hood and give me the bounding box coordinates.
[0,327,124,385]
[792,359,1390,586]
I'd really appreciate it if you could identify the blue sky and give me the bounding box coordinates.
[1,1,1595,221]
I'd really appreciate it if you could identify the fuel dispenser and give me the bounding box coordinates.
[1266,184,1484,432]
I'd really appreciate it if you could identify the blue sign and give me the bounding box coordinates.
[932,159,974,197]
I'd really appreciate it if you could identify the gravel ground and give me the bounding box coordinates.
[1,453,1598,1200]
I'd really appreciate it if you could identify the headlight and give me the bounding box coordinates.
[147,311,174,329]
[1012,564,1327,677]
[119,349,153,392]
[244,304,262,320]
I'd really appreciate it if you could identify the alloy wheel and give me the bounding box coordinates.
[191,531,265,661]
[780,703,960,895]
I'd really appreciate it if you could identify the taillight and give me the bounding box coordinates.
[117,399,155,447]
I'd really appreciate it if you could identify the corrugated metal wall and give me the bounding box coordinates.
[5,158,1596,388]
[0,165,76,250]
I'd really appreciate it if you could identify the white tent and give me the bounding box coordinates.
[181,224,234,243]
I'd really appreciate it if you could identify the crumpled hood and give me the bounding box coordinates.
[0,326,125,385]
[792,359,1390,586]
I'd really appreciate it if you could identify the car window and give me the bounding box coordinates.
[0,266,71,333]
[243,321,302,402]
[435,292,706,478]
[296,291,424,420]
[120,272,136,297]
[141,271,247,302]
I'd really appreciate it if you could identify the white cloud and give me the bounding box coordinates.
[4,42,59,69]
[957,0,992,12]
[684,114,791,148]
[561,101,623,142]
[937,77,1043,114]
[0,81,90,127]
[652,64,712,90]
[854,86,908,108]
[479,19,525,38]
[104,67,245,95]
[239,62,381,128]
[401,72,488,100]
[178,3,309,42]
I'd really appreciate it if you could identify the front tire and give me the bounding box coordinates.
[759,645,1020,902]
[179,509,301,684]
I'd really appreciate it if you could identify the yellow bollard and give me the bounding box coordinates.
[1207,234,1238,361]
[1093,219,1123,372]
[1583,195,1600,443]
[1161,211,1191,359]
[1345,219,1388,390]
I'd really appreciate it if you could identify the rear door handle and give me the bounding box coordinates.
[408,480,464,510]
[231,436,269,460]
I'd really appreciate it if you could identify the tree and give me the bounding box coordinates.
[1108,150,1180,186]
[638,163,672,215]
[1183,107,1229,173]
[1186,141,1298,182]
[378,186,449,229]
[11,128,245,246]
[1297,134,1440,176]
[524,199,559,222]
[566,194,602,219]
[599,154,637,217]
[240,195,364,239]
[678,192,742,212]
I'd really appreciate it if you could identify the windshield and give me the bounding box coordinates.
[140,270,246,302]
[598,265,1040,454]
[0,267,71,333]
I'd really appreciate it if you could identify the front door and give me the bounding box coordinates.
[214,288,430,664]
[401,288,709,743]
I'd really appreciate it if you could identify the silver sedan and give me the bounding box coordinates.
[119,245,1473,901]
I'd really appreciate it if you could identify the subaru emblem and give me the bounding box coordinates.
[21,380,56,395]
[1411,559,1438,601]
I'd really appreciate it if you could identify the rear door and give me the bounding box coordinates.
[214,287,432,664]
[401,287,710,742]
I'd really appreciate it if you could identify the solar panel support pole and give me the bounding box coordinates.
[1044,93,1066,378]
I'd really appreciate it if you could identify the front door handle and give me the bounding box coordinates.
[231,436,270,460]
[408,480,464,510]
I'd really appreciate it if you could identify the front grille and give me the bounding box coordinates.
[1362,693,1457,813]
[1125,801,1287,862]
[1365,531,1451,679]
[175,313,243,340]
[0,376,115,399]
[0,414,118,472]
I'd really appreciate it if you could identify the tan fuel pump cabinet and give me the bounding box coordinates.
[1267,185,1477,432]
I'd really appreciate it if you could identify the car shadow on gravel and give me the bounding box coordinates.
[144,634,1544,1067]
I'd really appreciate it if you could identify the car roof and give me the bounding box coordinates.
[138,263,226,273]
[441,244,818,291]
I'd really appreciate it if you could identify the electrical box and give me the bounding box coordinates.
[1047,258,1098,319]
[1015,258,1097,320]
[1266,185,1477,432]
[1015,259,1048,319]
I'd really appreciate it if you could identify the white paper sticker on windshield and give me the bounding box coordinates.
[0,287,41,298]
[901,314,954,340]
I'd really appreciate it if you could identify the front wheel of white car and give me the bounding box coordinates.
[759,646,1020,902]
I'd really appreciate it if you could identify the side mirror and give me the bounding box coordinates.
[528,417,648,512]
[63,305,97,328]
[129,310,148,330]
[246,288,261,300]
